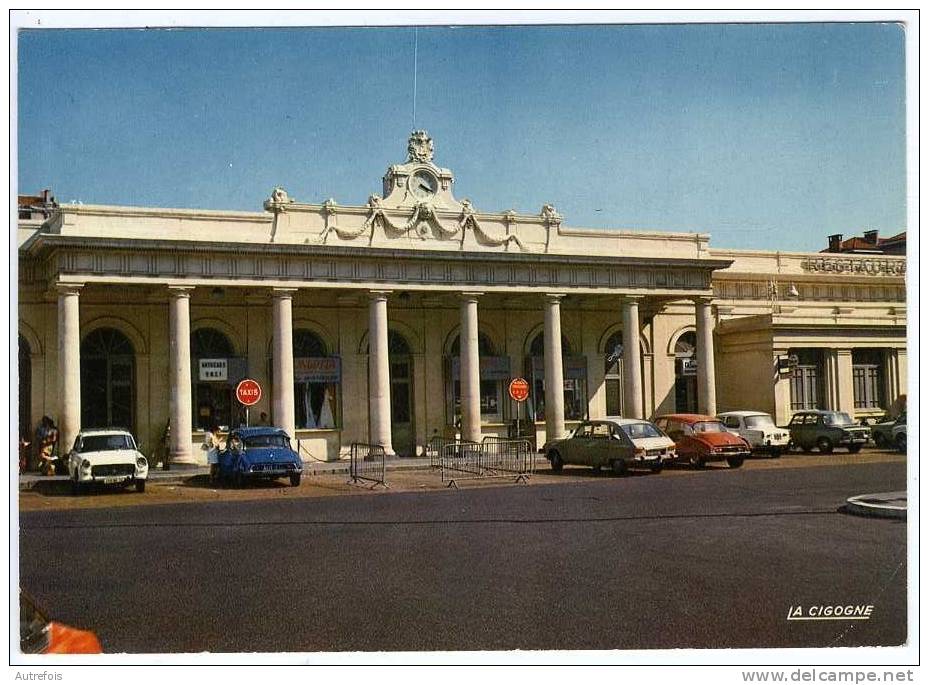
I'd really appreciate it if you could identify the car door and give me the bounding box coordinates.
[587,422,614,467]
[218,432,240,475]
[562,422,590,465]
[788,413,807,446]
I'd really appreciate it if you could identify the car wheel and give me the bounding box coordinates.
[611,459,627,476]
[873,433,887,449]
[847,444,863,454]
[649,462,663,474]
[689,454,705,469]
[770,449,782,459]
[548,451,563,473]
[290,473,301,487]
[591,464,601,474]
[816,437,834,454]
[726,457,744,469]
[895,434,906,454]
[135,479,146,493]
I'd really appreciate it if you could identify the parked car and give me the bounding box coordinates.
[219,426,303,487]
[544,417,674,475]
[20,590,102,654]
[892,423,906,453]
[67,429,149,494]
[870,411,906,449]
[787,410,870,454]
[718,411,790,457]
[654,414,751,468]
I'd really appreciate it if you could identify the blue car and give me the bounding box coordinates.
[218,427,303,487]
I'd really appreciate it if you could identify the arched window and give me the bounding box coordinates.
[293,329,340,430]
[19,335,31,439]
[674,331,698,413]
[526,332,587,422]
[603,330,624,416]
[445,332,508,425]
[81,328,135,430]
[366,330,415,456]
[192,328,236,430]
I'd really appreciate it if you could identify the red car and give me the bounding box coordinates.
[654,414,751,469]
[20,590,102,655]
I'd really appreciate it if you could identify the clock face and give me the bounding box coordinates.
[410,170,438,199]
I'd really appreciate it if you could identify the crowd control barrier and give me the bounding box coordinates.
[440,437,533,489]
[425,436,478,468]
[349,442,388,488]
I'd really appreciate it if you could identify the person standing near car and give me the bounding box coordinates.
[203,424,224,483]
[35,416,59,476]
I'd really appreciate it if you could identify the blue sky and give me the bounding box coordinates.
[17,23,906,252]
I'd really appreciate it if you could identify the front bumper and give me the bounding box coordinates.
[702,447,751,462]
[77,463,148,484]
[838,432,870,445]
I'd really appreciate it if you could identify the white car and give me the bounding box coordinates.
[67,429,149,493]
[718,411,790,457]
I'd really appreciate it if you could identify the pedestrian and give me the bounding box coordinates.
[203,423,224,482]
[18,433,31,475]
[35,416,59,476]
[161,419,171,471]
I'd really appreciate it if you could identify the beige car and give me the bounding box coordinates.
[544,417,675,476]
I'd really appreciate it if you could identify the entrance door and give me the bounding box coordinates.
[81,328,135,431]
[390,357,414,456]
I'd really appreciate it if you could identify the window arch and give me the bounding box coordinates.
[293,328,339,430]
[81,328,135,430]
[603,330,624,416]
[445,332,508,425]
[526,331,586,422]
[192,328,234,357]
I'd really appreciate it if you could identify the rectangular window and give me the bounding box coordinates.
[852,349,885,410]
[789,349,823,411]
[528,357,588,422]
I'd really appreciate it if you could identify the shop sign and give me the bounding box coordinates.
[679,358,698,376]
[199,358,228,382]
[295,357,341,383]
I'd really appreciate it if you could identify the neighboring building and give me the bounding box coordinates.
[823,230,906,255]
[17,132,907,463]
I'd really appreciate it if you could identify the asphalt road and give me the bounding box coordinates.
[19,460,907,653]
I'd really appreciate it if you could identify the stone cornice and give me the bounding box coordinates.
[51,203,272,223]
[23,234,734,272]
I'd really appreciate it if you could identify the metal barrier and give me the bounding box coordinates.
[425,436,478,468]
[440,437,533,489]
[349,442,388,488]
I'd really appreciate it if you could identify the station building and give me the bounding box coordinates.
[17,132,907,464]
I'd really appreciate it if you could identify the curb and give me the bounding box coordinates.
[844,491,906,520]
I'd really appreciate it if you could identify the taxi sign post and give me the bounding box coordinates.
[235,378,262,427]
[508,377,530,440]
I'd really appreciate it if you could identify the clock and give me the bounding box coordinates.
[410,169,438,199]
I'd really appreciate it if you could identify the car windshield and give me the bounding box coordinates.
[692,421,726,434]
[243,434,289,449]
[80,434,134,452]
[744,415,775,428]
[621,422,663,439]
[823,412,855,426]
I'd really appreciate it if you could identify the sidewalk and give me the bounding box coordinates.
[18,456,437,491]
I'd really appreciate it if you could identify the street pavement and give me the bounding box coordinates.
[18,459,906,653]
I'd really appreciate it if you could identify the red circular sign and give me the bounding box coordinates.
[508,377,530,402]
[235,378,262,406]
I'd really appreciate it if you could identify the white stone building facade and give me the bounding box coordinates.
[17,132,907,463]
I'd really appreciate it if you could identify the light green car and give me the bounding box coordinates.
[543,417,676,476]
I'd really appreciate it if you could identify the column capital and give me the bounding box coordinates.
[693,296,714,307]
[460,291,484,302]
[167,285,195,298]
[368,289,393,301]
[54,282,84,296]
[544,293,566,303]
[271,287,298,299]
[621,295,644,305]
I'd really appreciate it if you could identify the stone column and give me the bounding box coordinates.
[368,291,394,455]
[543,294,566,442]
[459,293,482,443]
[695,297,717,416]
[56,283,83,455]
[168,286,195,464]
[621,297,644,419]
[271,288,297,439]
